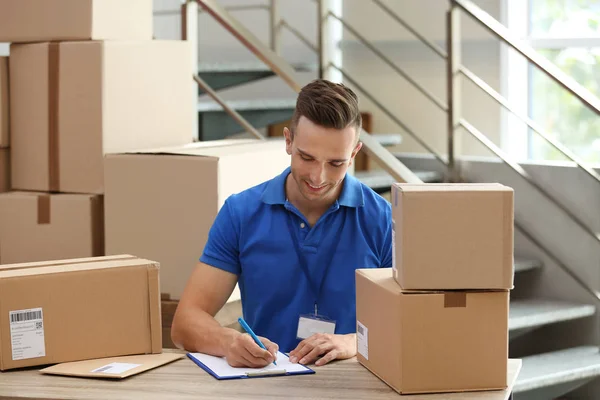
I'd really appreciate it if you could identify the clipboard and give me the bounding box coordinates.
[187,351,315,380]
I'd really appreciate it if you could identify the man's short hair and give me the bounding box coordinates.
[290,79,362,140]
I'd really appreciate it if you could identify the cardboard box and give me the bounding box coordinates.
[0,0,152,43]
[356,268,508,395]
[10,41,194,194]
[0,255,161,370]
[391,183,514,290]
[0,192,103,264]
[40,353,184,379]
[0,56,7,147]
[0,148,8,192]
[104,139,290,299]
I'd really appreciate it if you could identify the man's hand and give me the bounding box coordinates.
[223,332,279,368]
[288,333,356,366]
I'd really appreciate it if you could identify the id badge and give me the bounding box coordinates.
[296,314,336,340]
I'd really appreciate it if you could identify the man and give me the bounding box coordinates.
[171,79,392,368]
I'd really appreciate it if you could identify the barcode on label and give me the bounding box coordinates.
[357,324,364,335]
[94,366,113,373]
[10,310,42,323]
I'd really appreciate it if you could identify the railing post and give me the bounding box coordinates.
[319,0,343,83]
[269,0,281,55]
[446,5,461,182]
[181,0,199,141]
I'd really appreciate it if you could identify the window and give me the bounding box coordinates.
[503,0,600,164]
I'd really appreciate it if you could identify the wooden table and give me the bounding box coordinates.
[0,350,521,400]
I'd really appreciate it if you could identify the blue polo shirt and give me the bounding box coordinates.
[200,167,392,352]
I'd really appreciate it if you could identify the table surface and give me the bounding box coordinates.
[0,350,521,400]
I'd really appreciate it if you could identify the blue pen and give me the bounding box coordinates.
[238,317,277,366]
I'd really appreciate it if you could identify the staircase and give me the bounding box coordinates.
[160,0,600,398]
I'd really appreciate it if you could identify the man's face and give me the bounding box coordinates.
[284,116,362,204]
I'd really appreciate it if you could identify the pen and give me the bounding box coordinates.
[238,317,277,366]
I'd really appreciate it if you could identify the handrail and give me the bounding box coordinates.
[196,0,422,184]
[329,63,448,167]
[451,0,600,115]
[370,0,447,59]
[326,11,448,112]
[154,4,268,16]
[279,20,318,53]
[460,66,600,185]
[193,74,266,140]
[459,118,600,243]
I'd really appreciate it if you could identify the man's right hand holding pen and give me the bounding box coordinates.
[222,329,279,368]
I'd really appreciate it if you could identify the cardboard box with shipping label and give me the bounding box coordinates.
[0,0,153,43]
[0,255,161,371]
[391,183,514,290]
[9,40,193,194]
[356,268,508,395]
[0,192,103,264]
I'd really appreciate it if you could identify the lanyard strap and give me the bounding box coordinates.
[286,207,345,314]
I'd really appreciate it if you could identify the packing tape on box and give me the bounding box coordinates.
[37,194,51,224]
[48,43,60,192]
[444,292,467,308]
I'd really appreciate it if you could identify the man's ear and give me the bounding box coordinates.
[284,127,293,155]
[351,141,363,158]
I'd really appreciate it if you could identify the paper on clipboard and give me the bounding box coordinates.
[187,351,314,379]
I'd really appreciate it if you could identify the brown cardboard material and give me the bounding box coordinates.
[392,183,514,290]
[9,40,194,194]
[0,0,152,43]
[40,353,183,379]
[0,56,7,147]
[0,192,104,264]
[0,148,8,192]
[104,139,290,299]
[0,255,162,371]
[356,269,509,395]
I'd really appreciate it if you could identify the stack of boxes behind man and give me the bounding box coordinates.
[0,54,8,194]
[356,183,515,395]
[0,0,195,264]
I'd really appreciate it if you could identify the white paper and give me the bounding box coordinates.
[91,362,142,374]
[188,351,311,378]
[357,320,368,360]
[10,307,46,361]
[296,316,336,340]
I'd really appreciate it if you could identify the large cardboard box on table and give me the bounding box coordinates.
[104,139,290,300]
[9,40,194,194]
[356,268,509,395]
[0,0,152,43]
[0,192,103,264]
[0,148,8,193]
[0,255,161,371]
[0,56,8,147]
[391,183,514,290]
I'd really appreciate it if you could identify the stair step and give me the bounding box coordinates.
[198,61,318,73]
[514,257,542,273]
[354,169,443,189]
[515,346,600,393]
[197,98,297,113]
[509,299,595,332]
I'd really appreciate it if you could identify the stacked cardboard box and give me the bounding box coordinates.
[0,255,161,370]
[0,56,8,193]
[0,0,194,264]
[104,139,290,301]
[356,183,514,395]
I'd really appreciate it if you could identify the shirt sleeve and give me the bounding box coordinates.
[199,197,241,275]
[380,206,393,268]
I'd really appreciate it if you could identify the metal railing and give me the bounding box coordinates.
[169,0,600,302]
